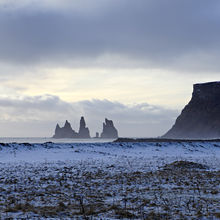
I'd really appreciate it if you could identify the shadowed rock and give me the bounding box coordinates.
[95,132,99,138]
[163,161,209,170]
[163,81,220,139]
[53,120,78,139]
[78,117,90,138]
[53,117,119,139]
[101,118,118,138]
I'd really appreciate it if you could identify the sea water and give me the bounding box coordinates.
[0,137,115,144]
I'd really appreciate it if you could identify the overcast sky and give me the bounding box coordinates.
[0,0,219,137]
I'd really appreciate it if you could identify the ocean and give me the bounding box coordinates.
[0,137,115,143]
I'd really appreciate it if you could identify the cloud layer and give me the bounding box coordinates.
[0,0,220,71]
[0,95,178,137]
[0,1,218,137]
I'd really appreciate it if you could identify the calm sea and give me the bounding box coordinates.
[0,137,115,144]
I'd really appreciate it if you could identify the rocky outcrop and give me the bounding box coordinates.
[78,117,90,138]
[163,81,220,139]
[95,132,99,138]
[53,117,90,139]
[53,120,78,138]
[53,117,119,139]
[101,118,118,138]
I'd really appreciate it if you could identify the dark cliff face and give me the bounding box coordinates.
[101,118,118,138]
[163,82,220,139]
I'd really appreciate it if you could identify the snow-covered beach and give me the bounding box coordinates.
[0,140,219,219]
[0,140,220,168]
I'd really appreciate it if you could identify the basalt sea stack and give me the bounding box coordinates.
[53,117,91,139]
[101,118,119,138]
[53,120,78,139]
[53,117,119,139]
[78,116,91,138]
[163,82,220,139]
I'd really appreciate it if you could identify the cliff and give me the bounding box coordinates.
[163,81,220,139]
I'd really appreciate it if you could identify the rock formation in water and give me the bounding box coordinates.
[53,120,78,138]
[53,117,119,139]
[78,116,91,138]
[95,132,99,138]
[163,81,220,139]
[101,118,118,138]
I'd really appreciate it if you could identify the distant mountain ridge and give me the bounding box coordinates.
[163,81,220,139]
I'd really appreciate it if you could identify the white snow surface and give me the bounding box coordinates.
[0,141,220,170]
[0,141,219,219]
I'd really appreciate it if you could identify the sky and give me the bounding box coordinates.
[0,0,219,137]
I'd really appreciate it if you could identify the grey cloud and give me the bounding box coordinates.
[78,99,177,124]
[0,95,76,124]
[0,0,219,71]
[77,99,178,137]
[0,95,73,111]
[0,95,178,137]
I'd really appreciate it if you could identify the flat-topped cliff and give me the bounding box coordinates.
[163,81,220,139]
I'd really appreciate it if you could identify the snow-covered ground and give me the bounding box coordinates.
[0,141,220,170]
[0,141,219,219]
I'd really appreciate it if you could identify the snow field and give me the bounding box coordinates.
[0,141,219,219]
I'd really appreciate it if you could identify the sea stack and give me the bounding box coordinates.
[53,120,78,138]
[101,118,118,138]
[163,82,220,139]
[95,132,99,138]
[78,117,91,138]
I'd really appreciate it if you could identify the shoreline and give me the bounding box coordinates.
[114,137,220,142]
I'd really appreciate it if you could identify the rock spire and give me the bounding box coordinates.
[78,116,91,138]
[53,120,78,138]
[101,118,118,138]
[53,117,119,139]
